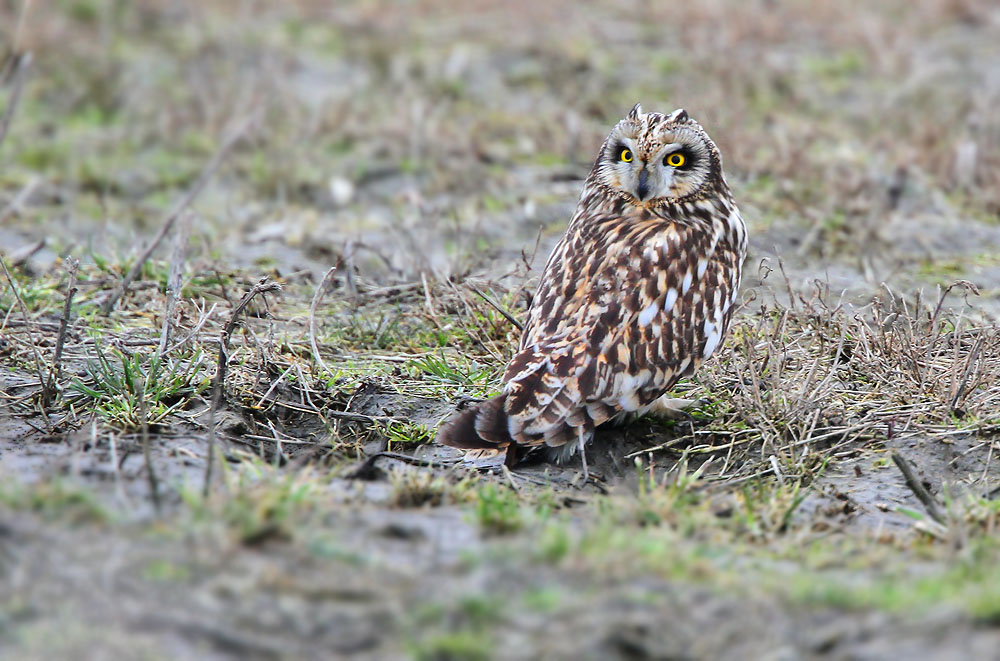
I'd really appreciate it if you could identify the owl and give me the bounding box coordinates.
[437,104,748,475]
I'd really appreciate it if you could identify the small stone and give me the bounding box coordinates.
[328,176,355,206]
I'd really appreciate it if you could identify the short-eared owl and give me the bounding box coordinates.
[437,104,747,472]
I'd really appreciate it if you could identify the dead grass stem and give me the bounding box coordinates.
[1,256,51,432]
[204,277,283,497]
[158,212,192,356]
[42,257,78,407]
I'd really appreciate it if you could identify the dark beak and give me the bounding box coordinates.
[636,167,650,201]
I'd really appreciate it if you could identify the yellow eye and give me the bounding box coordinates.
[666,152,686,167]
[619,148,633,162]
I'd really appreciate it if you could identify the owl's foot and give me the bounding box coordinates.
[577,426,589,481]
[462,448,504,464]
[643,396,703,420]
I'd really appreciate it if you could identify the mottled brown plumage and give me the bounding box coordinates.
[437,104,748,467]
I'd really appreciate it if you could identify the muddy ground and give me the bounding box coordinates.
[2,2,1000,659]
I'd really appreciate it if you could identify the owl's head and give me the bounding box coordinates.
[593,103,723,205]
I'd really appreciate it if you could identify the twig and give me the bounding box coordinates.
[442,279,505,361]
[204,277,283,498]
[102,115,257,314]
[346,451,459,479]
[43,258,78,406]
[0,257,51,432]
[891,452,945,525]
[222,278,282,340]
[138,377,161,514]
[308,266,338,380]
[930,280,979,327]
[950,334,984,411]
[0,51,31,151]
[324,409,399,424]
[777,257,797,310]
[254,363,294,410]
[204,337,226,498]
[421,271,436,318]
[502,464,522,492]
[468,283,523,331]
[166,301,218,353]
[158,211,192,356]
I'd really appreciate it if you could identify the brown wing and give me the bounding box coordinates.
[502,204,743,449]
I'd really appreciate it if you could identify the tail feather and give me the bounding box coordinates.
[437,394,596,469]
[436,395,513,450]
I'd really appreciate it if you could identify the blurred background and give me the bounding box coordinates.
[2,0,999,304]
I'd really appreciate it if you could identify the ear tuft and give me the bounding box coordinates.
[668,108,689,123]
[627,103,643,120]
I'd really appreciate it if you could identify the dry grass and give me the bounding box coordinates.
[3,250,999,500]
[3,1,1000,657]
[673,277,1000,483]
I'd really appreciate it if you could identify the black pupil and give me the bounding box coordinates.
[666,152,684,166]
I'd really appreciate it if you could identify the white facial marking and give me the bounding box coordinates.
[657,168,675,199]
